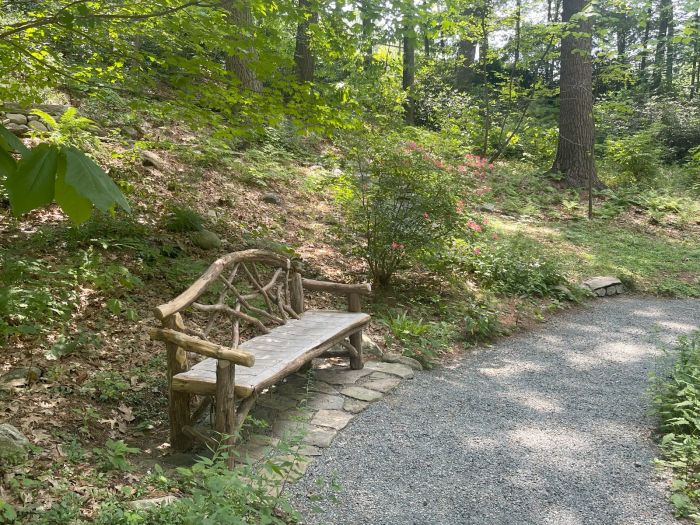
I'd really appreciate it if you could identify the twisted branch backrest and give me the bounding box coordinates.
[154,250,304,350]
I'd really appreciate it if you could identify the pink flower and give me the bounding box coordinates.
[423,212,430,220]
[488,163,494,170]
[406,141,419,151]
[455,200,465,214]
[473,247,481,255]
[491,233,499,240]
[391,241,405,251]
[467,220,482,232]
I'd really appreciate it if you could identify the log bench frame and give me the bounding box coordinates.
[150,249,371,465]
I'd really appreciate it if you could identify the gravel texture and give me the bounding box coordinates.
[289,298,700,525]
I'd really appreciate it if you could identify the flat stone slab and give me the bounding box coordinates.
[314,368,373,385]
[362,375,401,393]
[308,381,340,395]
[343,398,370,414]
[306,394,345,410]
[311,409,354,430]
[582,276,623,296]
[365,361,415,379]
[341,386,383,402]
[302,426,337,448]
[257,394,299,411]
[130,496,177,509]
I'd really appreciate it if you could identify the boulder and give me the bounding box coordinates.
[28,120,48,132]
[0,424,29,464]
[129,496,177,509]
[5,113,27,125]
[262,192,282,205]
[1,367,42,388]
[6,124,29,136]
[141,150,165,170]
[190,230,221,250]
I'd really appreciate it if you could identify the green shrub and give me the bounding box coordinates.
[335,134,466,287]
[602,129,662,186]
[380,311,457,368]
[462,234,567,297]
[651,331,700,521]
[94,439,140,472]
[84,370,129,402]
[164,206,206,233]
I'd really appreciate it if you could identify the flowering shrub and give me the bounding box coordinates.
[336,135,468,287]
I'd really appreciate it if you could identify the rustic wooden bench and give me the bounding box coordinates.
[149,249,371,465]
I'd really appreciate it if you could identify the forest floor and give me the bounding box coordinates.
[289,297,700,525]
[1,132,700,521]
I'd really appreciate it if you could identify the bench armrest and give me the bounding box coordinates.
[301,278,371,296]
[149,328,256,367]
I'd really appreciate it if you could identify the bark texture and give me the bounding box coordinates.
[294,0,318,82]
[552,0,599,188]
[222,0,262,92]
[403,23,416,125]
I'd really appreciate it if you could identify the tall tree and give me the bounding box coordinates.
[294,0,318,82]
[403,8,417,124]
[652,0,673,92]
[222,0,263,92]
[455,7,478,90]
[551,0,599,187]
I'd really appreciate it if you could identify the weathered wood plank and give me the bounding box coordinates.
[302,278,371,296]
[171,310,369,396]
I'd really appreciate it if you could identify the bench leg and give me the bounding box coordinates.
[349,330,364,370]
[215,360,237,469]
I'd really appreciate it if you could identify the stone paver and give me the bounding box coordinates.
[314,368,373,385]
[364,361,415,379]
[340,386,383,402]
[311,409,354,430]
[361,374,401,393]
[306,394,345,410]
[343,398,370,414]
[302,426,338,448]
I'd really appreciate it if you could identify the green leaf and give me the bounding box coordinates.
[63,146,130,213]
[30,109,58,129]
[6,144,58,215]
[0,148,16,178]
[55,152,92,224]
[0,124,29,155]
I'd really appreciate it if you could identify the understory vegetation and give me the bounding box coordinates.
[2,0,700,521]
[652,331,700,522]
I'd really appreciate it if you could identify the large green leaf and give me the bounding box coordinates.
[63,147,130,213]
[0,149,16,178]
[55,152,92,224]
[0,124,29,156]
[6,144,58,215]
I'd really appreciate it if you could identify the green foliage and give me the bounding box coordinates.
[84,371,130,402]
[460,234,567,298]
[164,206,206,233]
[380,311,457,368]
[0,500,17,525]
[0,124,130,223]
[651,331,700,521]
[93,439,140,472]
[601,129,662,186]
[335,133,466,287]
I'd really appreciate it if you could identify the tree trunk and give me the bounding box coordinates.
[640,4,652,81]
[665,2,674,92]
[552,0,599,188]
[455,8,477,90]
[361,0,375,68]
[222,0,262,92]
[652,0,672,92]
[691,13,699,98]
[294,0,317,82]
[403,22,416,125]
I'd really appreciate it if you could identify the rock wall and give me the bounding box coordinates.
[1,103,69,136]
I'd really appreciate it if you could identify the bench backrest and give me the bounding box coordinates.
[153,249,304,350]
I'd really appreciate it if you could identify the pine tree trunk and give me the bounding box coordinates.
[652,0,671,92]
[639,5,652,82]
[222,0,262,92]
[294,0,317,82]
[552,0,599,188]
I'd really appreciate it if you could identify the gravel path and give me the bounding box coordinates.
[289,297,700,525]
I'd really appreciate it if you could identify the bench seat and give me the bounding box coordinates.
[171,310,370,398]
